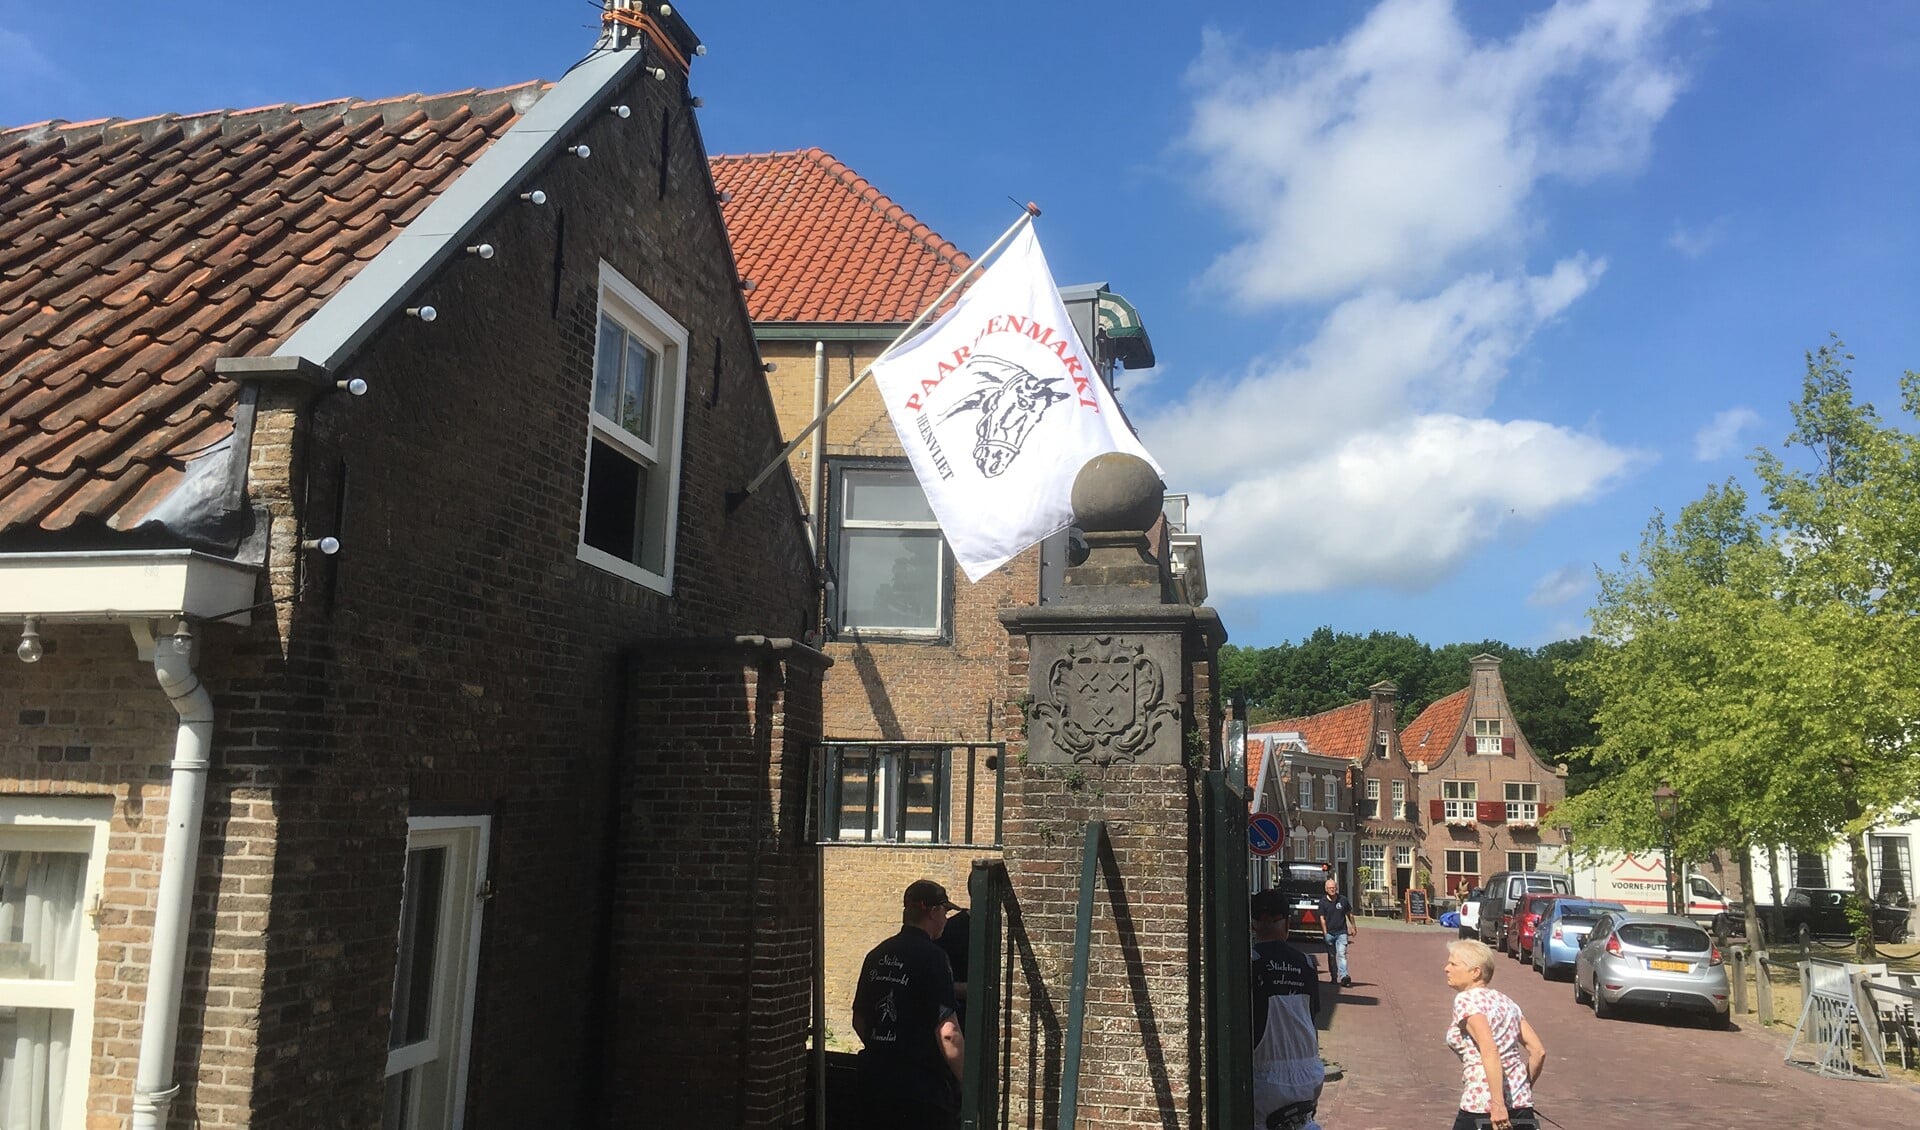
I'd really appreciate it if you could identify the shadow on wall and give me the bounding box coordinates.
[846,638,903,740]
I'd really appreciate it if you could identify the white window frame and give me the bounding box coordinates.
[1335,837,1349,864]
[1322,777,1338,812]
[1311,835,1329,862]
[385,816,491,1130]
[1504,781,1540,825]
[1297,776,1313,812]
[0,797,109,1130]
[1473,718,1503,755]
[1391,779,1407,821]
[1359,843,1387,890]
[1364,778,1380,819]
[1442,780,1477,823]
[1871,834,1912,902]
[577,262,687,594]
[827,462,949,639]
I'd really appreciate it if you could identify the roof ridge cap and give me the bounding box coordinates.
[800,147,971,272]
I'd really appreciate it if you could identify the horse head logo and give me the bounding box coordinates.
[939,355,1071,478]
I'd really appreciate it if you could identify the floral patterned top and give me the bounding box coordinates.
[1444,986,1533,1113]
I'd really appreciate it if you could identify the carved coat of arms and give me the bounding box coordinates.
[1028,636,1179,764]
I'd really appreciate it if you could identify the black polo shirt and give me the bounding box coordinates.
[1252,938,1321,1044]
[852,924,960,1110]
[1316,893,1354,936]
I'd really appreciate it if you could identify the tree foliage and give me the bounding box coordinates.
[1557,339,1920,953]
[1219,630,1600,783]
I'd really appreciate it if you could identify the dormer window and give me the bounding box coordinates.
[1472,718,1504,755]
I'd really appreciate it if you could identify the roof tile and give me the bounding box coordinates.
[1401,689,1469,767]
[709,148,971,324]
[1,84,536,537]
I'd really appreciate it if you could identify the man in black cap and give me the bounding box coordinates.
[851,878,966,1129]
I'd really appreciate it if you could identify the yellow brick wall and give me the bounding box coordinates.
[819,845,982,1051]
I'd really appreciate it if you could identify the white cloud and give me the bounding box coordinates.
[1692,406,1760,461]
[1185,0,1696,306]
[1182,416,1638,596]
[1146,0,1694,599]
[1667,216,1728,258]
[1527,563,1591,607]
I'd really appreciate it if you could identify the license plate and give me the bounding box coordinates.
[1648,959,1689,972]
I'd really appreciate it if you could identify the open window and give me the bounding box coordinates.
[578,263,687,594]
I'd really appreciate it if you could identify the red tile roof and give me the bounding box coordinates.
[1252,699,1375,764]
[710,148,970,324]
[0,84,540,539]
[1402,689,1469,767]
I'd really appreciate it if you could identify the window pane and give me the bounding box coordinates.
[621,336,656,441]
[845,471,935,523]
[840,530,940,631]
[901,752,941,843]
[0,850,87,980]
[389,847,447,1050]
[835,753,881,841]
[584,439,645,565]
[593,316,624,421]
[0,1006,72,1128]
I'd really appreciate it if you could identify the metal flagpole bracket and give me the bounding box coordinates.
[722,201,1042,513]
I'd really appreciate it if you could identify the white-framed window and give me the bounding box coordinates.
[1507,851,1538,872]
[828,462,948,637]
[1504,781,1540,824]
[819,745,947,843]
[1322,777,1338,812]
[1473,718,1503,755]
[1288,827,1306,861]
[1391,780,1407,821]
[1394,845,1414,872]
[1297,776,1312,811]
[1363,779,1380,819]
[1359,844,1387,890]
[0,797,109,1130]
[1445,849,1480,896]
[385,816,491,1130]
[1311,836,1329,862]
[578,262,687,594]
[1442,780,1477,822]
[1335,837,1349,864]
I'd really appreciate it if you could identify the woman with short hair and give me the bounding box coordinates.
[1443,939,1546,1130]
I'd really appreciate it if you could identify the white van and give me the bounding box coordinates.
[1576,852,1731,925]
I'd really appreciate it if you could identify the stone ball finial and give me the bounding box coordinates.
[1071,453,1164,533]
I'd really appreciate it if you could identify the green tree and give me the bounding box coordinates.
[1560,340,1920,957]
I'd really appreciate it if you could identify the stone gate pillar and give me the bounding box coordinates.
[996,454,1227,1128]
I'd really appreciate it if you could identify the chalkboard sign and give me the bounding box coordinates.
[1405,889,1432,924]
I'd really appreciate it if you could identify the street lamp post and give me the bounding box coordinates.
[1652,783,1679,916]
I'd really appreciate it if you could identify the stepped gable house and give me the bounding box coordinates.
[0,6,827,1128]
[1402,655,1567,898]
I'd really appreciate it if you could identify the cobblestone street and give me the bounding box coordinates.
[1309,919,1920,1129]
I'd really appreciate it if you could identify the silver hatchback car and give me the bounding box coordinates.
[1573,912,1731,1028]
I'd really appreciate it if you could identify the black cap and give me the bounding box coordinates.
[1251,889,1291,921]
[904,879,961,913]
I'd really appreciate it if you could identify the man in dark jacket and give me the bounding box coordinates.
[852,879,966,1129]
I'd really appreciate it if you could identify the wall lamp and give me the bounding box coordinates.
[16,617,42,664]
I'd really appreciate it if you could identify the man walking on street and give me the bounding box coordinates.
[1252,889,1325,1130]
[1317,877,1357,987]
[851,879,966,1129]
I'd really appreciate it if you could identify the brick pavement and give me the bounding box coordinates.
[1308,918,1920,1129]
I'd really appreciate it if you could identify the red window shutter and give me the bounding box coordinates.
[1539,803,1554,821]
[1478,800,1504,824]
[1429,798,1445,822]
[1502,737,1515,755]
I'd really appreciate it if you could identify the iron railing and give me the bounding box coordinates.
[815,741,1005,847]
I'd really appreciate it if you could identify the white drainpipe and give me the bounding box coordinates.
[133,623,214,1130]
[808,340,826,553]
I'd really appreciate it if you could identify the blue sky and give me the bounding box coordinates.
[6,1,1918,650]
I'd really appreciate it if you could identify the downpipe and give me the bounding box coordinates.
[133,623,215,1130]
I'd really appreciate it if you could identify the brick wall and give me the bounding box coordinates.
[818,844,978,1049]
[1,38,821,1130]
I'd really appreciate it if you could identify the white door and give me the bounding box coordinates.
[383,817,490,1130]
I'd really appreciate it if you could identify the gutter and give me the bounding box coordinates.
[132,624,215,1130]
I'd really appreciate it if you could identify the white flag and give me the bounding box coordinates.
[869,226,1161,581]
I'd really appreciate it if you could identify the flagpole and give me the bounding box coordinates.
[725,201,1042,512]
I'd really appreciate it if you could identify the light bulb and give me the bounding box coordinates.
[17,618,42,663]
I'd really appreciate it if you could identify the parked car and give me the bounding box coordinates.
[1574,912,1730,1028]
[1477,870,1573,950]
[1505,891,1564,961]
[1714,887,1911,946]
[1457,890,1483,939]
[1268,861,1335,940]
[1530,899,1626,979]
